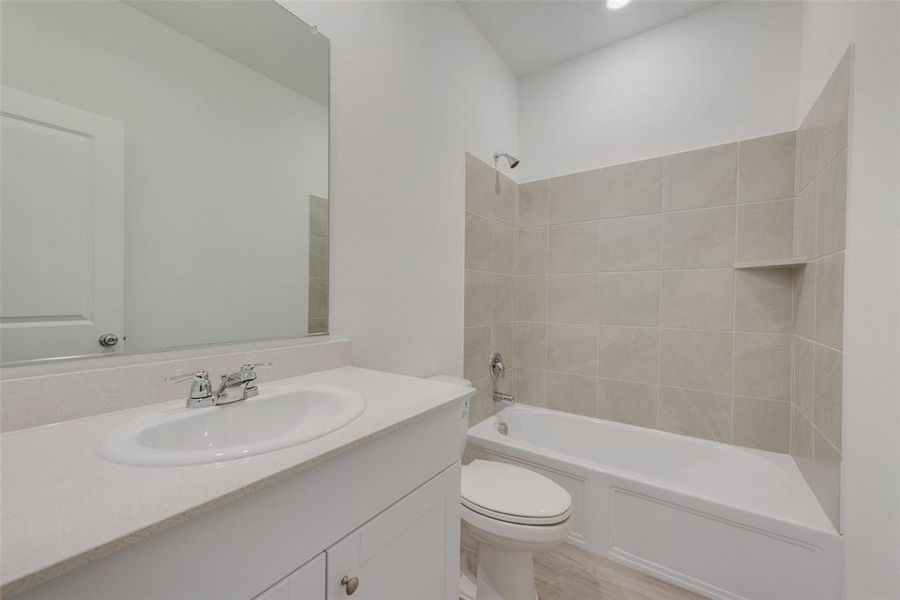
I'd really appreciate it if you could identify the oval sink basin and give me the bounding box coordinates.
[98,384,366,467]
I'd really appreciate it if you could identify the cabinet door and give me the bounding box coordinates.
[326,464,460,600]
[254,553,326,600]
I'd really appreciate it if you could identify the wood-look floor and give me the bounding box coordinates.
[461,530,706,600]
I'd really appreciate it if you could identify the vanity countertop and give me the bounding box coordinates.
[0,366,472,596]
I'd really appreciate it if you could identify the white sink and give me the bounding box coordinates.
[98,384,366,467]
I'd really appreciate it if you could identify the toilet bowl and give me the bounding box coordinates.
[460,459,573,600]
[423,376,572,599]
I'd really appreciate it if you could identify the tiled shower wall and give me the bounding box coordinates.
[465,134,800,451]
[464,154,518,424]
[790,50,851,530]
[464,55,850,532]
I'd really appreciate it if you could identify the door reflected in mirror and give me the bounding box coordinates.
[0,0,329,365]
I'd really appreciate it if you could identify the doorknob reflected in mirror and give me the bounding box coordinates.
[98,333,119,347]
[340,575,359,595]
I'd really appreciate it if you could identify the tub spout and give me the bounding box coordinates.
[493,391,515,407]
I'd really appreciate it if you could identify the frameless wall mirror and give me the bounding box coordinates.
[0,0,329,366]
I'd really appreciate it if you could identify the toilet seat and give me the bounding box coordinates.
[461,460,572,526]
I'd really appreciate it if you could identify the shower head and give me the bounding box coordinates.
[494,151,520,169]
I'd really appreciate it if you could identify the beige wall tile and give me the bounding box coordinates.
[467,377,495,426]
[734,332,792,401]
[658,386,732,442]
[597,326,659,383]
[659,329,732,393]
[734,268,793,333]
[515,322,547,369]
[815,252,844,349]
[599,215,661,271]
[515,368,547,407]
[464,326,491,382]
[548,169,602,225]
[465,212,493,270]
[813,430,841,530]
[309,196,329,238]
[791,407,815,485]
[814,344,842,449]
[308,278,328,319]
[736,199,794,262]
[793,262,816,339]
[796,116,817,195]
[309,235,328,279]
[308,317,328,335]
[492,223,516,274]
[495,172,518,227]
[599,157,662,218]
[548,273,599,324]
[662,207,736,269]
[733,396,790,452]
[464,269,492,326]
[796,51,851,192]
[664,143,737,211]
[599,271,660,327]
[660,269,734,330]
[794,182,818,258]
[817,151,847,256]
[738,131,796,203]
[547,372,597,417]
[548,323,598,376]
[549,222,600,273]
[814,52,851,179]
[519,180,549,228]
[517,228,549,274]
[516,275,548,322]
[793,336,815,417]
[596,378,658,428]
[492,323,515,394]
[492,274,516,324]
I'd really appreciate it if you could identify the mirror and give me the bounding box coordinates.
[0,0,329,365]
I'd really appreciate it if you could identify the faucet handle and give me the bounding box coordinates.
[166,370,213,404]
[240,361,272,372]
[489,353,505,380]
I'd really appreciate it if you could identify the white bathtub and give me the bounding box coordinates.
[466,406,842,600]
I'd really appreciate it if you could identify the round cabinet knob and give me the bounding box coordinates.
[98,333,119,347]
[340,575,359,595]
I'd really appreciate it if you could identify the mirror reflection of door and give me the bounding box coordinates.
[0,87,125,363]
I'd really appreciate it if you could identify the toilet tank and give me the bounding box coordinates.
[426,375,473,458]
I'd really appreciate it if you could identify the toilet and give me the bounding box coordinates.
[426,375,573,599]
[460,460,573,600]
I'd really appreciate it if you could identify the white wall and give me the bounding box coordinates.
[2,1,328,353]
[281,1,519,378]
[797,3,900,598]
[518,1,801,181]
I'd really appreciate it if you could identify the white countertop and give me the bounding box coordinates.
[0,367,472,596]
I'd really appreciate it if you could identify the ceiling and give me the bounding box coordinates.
[459,0,718,77]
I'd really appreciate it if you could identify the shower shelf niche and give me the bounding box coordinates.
[732,257,808,269]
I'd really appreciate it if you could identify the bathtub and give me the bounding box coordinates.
[466,406,842,600]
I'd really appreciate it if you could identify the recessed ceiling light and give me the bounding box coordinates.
[606,0,633,10]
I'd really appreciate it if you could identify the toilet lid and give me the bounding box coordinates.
[461,460,572,525]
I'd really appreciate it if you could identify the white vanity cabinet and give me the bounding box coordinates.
[12,399,465,600]
[254,555,326,600]
[325,464,460,600]
[251,464,460,600]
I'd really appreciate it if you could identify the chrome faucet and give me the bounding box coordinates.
[166,362,272,408]
[489,352,515,408]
